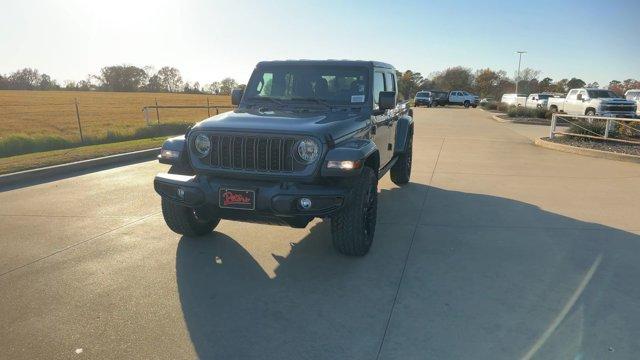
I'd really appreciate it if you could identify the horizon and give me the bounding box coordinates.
[1,0,639,86]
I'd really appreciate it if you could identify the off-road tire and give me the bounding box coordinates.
[390,133,412,185]
[471,104,477,108]
[464,100,470,108]
[330,167,378,256]
[161,165,220,236]
[585,109,596,116]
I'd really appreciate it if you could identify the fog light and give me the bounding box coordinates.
[299,198,312,209]
[177,188,185,199]
[327,160,360,170]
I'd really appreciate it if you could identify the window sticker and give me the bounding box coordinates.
[351,95,365,103]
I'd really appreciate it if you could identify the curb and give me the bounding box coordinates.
[491,114,550,126]
[0,147,161,188]
[534,138,640,164]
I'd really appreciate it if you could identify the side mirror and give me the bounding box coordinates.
[378,91,396,111]
[576,94,583,101]
[231,89,244,106]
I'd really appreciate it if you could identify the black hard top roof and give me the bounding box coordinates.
[256,59,395,70]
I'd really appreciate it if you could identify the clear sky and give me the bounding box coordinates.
[1,0,638,86]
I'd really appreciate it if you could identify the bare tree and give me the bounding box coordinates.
[157,66,183,92]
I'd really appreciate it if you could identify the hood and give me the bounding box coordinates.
[191,108,368,142]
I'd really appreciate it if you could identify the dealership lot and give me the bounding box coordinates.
[2,108,640,359]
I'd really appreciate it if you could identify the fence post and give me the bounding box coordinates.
[207,97,211,117]
[144,107,150,125]
[549,113,557,139]
[74,98,84,144]
[216,107,219,115]
[155,98,160,124]
[604,119,611,139]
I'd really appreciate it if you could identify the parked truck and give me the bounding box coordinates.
[625,89,640,116]
[523,93,558,109]
[433,91,479,108]
[547,88,637,117]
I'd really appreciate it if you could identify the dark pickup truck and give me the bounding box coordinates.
[154,60,414,256]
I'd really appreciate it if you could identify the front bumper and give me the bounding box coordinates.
[154,173,348,221]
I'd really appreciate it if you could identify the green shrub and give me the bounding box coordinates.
[505,106,549,119]
[497,102,513,112]
[566,119,619,138]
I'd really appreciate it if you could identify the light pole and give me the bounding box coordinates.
[515,50,527,95]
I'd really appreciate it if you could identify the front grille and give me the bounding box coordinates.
[603,105,636,112]
[206,134,297,172]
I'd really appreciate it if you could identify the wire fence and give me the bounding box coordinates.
[549,113,640,145]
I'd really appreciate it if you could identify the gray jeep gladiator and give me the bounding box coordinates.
[154,60,414,256]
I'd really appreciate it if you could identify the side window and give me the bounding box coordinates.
[567,90,578,100]
[373,72,385,105]
[257,72,273,96]
[384,73,395,92]
[579,90,587,99]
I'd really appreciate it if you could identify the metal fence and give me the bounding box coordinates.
[549,113,640,145]
[142,104,235,125]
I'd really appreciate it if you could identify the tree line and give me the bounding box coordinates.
[395,67,639,101]
[0,66,244,95]
[1,64,638,100]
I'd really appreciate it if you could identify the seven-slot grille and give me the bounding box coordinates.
[206,134,297,172]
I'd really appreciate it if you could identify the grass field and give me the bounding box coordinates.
[0,90,232,140]
[0,90,232,159]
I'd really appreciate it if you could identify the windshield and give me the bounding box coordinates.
[587,90,620,99]
[245,65,369,105]
[538,94,552,100]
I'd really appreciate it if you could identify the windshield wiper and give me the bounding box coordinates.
[290,97,331,107]
[247,96,285,107]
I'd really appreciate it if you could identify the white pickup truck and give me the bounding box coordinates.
[523,93,557,109]
[547,88,637,117]
[625,89,640,116]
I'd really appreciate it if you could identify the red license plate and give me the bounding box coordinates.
[219,188,255,210]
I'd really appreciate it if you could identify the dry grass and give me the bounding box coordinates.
[0,90,232,141]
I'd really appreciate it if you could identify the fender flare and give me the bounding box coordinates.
[158,135,190,167]
[320,139,378,177]
[394,115,414,154]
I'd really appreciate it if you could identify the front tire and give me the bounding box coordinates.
[390,133,412,185]
[161,165,220,236]
[161,199,220,236]
[331,167,378,256]
[464,100,470,108]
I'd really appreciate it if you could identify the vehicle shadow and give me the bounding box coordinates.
[175,184,640,359]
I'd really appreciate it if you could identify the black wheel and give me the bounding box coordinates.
[432,102,438,107]
[390,132,412,185]
[464,100,470,108]
[330,167,378,256]
[471,105,477,108]
[161,165,220,236]
[586,109,596,116]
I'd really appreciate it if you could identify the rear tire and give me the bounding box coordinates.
[390,132,412,185]
[586,109,596,116]
[331,167,378,256]
[161,165,220,236]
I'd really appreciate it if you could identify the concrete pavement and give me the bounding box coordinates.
[1,107,640,359]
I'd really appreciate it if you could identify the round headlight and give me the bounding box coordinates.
[296,138,320,164]
[194,134,211,157]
